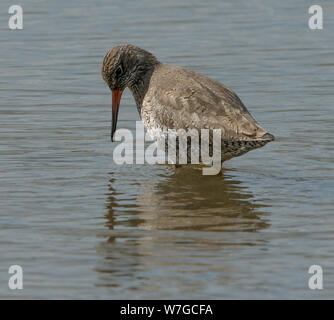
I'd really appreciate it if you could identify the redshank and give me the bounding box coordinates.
[102,44,274,166]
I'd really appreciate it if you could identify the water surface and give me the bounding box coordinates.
[0,0,333,299]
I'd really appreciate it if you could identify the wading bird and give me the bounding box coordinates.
[102,44,274,170]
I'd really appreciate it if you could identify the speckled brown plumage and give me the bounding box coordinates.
[102,44,274,164]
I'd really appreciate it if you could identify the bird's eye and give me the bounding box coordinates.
[115,65,123,77]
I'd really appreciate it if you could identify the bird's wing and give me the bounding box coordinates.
[143,65,268,141]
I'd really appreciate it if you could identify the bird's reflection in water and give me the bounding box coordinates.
[95,166,270,294]
[105,166,269,232]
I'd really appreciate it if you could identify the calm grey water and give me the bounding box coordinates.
[0,0,333,299]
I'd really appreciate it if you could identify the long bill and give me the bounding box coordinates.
[111,88,123,142]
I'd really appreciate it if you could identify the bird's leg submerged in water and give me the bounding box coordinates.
[173,163,223,175]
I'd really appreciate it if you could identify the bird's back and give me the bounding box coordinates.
[142,64,272,138]
[139,63,274,162]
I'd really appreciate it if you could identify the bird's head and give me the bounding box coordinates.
[101,44,158,141]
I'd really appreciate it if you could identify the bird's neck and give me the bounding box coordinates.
[128,63,159,113]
